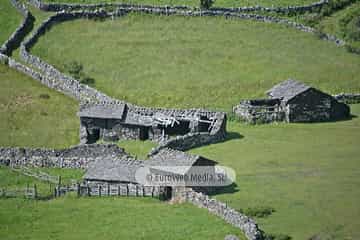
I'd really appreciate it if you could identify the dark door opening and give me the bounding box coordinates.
[87,128,100,144]
[160,186,172,201]
[139,127,149,140]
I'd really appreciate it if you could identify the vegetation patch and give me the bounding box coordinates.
[0,0,22,45]
[239,206,276,218]
[0,64,79,148]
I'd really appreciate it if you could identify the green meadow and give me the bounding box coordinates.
[31,14,360,111]
[0,0,22,45]
[0,64,79,148]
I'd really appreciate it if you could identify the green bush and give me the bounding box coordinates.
[80,77,95,85]
[239,206,275,218]
[264,233,292,240]
[200,0,214,9]
[64,60,83,79]
[345,16,360,41]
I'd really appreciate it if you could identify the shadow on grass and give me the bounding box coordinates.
[226,131,244,141]
[207,182,240,197]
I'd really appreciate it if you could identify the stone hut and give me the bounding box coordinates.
[79,101,226,144]
[83,147,217,200]
[233,79,350,123]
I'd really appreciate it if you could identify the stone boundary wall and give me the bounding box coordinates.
[0,0,34,56]
[184,189,263,240]
[24,3,345,46]
[28,0,328,14]
[333,93,360,104]
[0,144,126,169]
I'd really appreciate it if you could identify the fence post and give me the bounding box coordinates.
[107,183,110,196]
[118,185,120,196]
[34,184,37,199]
[87,184,90,196]
[98,185,101,197]
[77,183,80,197]
[126,184,129,196]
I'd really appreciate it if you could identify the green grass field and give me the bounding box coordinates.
[0,195,245,240]
[31,14,360,111]
[190,104,360,240]
[44,0,317,8]
[0,64,79,148]
[0,0,22,45]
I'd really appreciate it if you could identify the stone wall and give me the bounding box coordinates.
[233,101,285,124]
[25,1,345,47]
[29,0,328,15]
[333,93,360,104]
[0,0,34,56]
[0,144,126,169]
[183,189,263,240]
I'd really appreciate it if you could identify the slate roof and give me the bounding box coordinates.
[78,102,127,119]
[147,148,200,167]
[266,79,311,103]
[84,156,144,183]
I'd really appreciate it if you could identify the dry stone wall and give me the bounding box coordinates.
[333,93,360,104]
[184,189,263,240]
[0,144,126,169]
[29,0,329,14]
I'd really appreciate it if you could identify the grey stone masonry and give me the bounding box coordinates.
[29,0,329,15]
[0,144,126,169]
[333,93,360,104]
[184,189,263,240]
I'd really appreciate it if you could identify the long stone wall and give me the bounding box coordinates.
[333,93,360,104]
[184,189,263,240]
[0,144,126,169]
[0,0,34,55]
[25,1,345,47]
[28,0,329,14]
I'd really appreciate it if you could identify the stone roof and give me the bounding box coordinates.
[84,155,144,183]
[78,102,127,119]
[266,79,311,102]
[147,148,200,167]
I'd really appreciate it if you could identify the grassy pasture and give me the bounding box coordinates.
[0,64,79,148]
[43,0,317,8]
[191,104,360,240]
[31,14,360,111]
[0,0,22,45]
[0,195,245,240]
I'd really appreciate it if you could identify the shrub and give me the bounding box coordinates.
[39,93,50,99]
[200,0,214,9]
[345,16,360,41]
[264,233,292,240]
[64,61,83,79]
[239,206,275,218]
[80,77,95,85]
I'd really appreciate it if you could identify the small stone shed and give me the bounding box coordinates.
[233,79,350,123]
[83,148,217,200]
[78,101,225,144]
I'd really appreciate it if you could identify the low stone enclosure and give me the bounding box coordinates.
[233,79,351,124]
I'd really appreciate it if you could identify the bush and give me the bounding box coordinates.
[64,61,83,79]
[39,93,50,99]
[239,206,275,218]
[80,77,95,85]
[264,233,292,240]
[345,16,360,41]
[200,0,214,9]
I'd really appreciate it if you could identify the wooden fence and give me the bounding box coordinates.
[0,185,38,199]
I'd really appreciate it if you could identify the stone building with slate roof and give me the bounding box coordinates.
[78,101,226,144]
[233,79,350,123]
[83,148,217,199]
